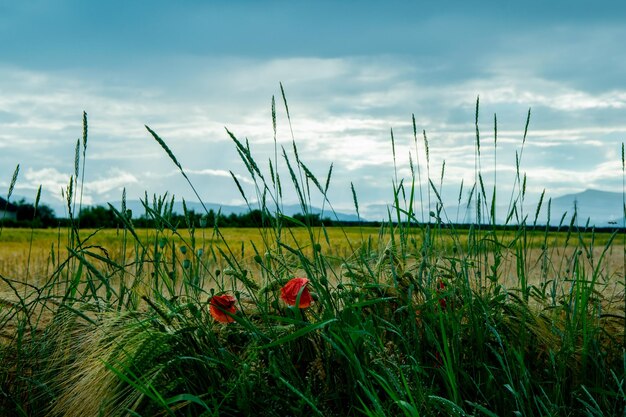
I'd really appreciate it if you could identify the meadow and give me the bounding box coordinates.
[1,96,625,416]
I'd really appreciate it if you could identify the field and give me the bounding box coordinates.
[1,104,625,416]
[1,226,624,293]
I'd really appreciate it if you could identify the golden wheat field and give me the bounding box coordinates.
[1,226,623,293]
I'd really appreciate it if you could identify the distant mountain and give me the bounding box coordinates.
[363,189,626,227]
[15,189,626,227]
[537,189,625,228]
[448,189,625,227]
[108,200,362,223]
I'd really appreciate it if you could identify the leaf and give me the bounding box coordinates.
[258,318,337,349]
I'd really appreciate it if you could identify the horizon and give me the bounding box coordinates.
[2,1,626,221]
[7,187,626,228]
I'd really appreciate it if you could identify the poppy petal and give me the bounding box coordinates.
[280,277,312,308]
[209,294,237,323]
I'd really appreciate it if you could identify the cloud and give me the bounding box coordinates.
[18,167,138,206]
[3,25,626,214]
[22,167,70,195]
[186,169,254,185]
[84,171,139,195]
[526,159,623,190]
[467,81,626,111]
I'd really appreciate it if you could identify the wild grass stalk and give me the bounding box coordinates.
[0,164,19,239]
[1,91,624,416]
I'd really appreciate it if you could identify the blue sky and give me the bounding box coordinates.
[1,1,626,219]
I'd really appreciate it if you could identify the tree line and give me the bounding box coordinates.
[1,200,339,229]
[1,199,57,228]
[5,200,621,233]
[80,206,337,228]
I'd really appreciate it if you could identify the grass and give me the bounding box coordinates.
[0,93,624,416]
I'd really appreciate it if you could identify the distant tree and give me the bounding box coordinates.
[292,213,324,226]
[34,204,57,227]
[13,199,57,227]
[238,209,266,227]
[203,209,216,227]
[78,205,120,228]
[226,213,238,227]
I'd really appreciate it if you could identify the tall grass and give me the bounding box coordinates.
[1,92,624,417]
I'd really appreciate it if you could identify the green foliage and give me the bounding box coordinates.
[1,95,624,417]
[1,198,57,228]
[77,205,122,228]
[74,205,333,229]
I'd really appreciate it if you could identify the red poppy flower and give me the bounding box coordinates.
[436,279,447,310]
[209,294,237,323]
[280,277,312,308]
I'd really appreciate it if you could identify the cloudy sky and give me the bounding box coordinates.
[1,1,625,219]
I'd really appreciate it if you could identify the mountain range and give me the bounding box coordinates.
[439,189,626,227]
[534,189,625,227]
[359,189,626,227]
[14,189,626,227]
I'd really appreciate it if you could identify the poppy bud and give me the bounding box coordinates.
[209,294,237,323]
[280,277,312,308]
[436,279,447,310]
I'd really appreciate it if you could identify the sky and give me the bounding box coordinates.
[1,1,626,220]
